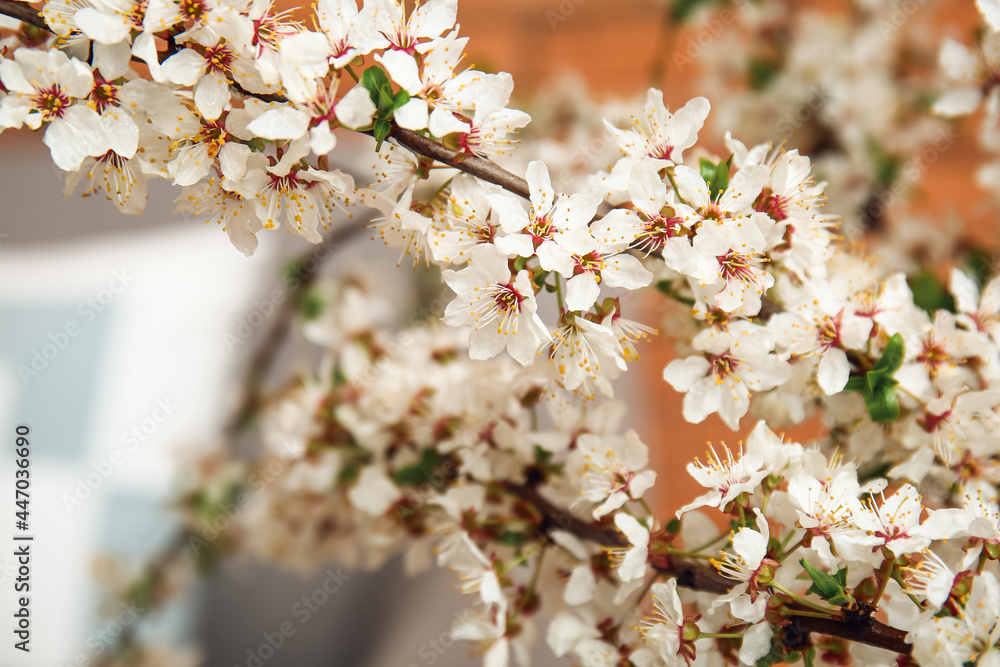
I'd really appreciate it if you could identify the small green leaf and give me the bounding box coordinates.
[908,272,956,317]
[872,333,906,375]
[698,157,730,200]
[392,89,410,111]
[499,530,527,547]
[699,158,716,184]
[748,58,780,91]
[373,118,392,150]
[513,256,528,272]
[392,448,441,486]
[800,559,854,607]
[865,383,900,423]
[533,445,553,464]
[844,376,865,393]
[361,66,391,104]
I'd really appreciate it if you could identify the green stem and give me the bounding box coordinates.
[345,65,360,83]
[639,498,655,520]
[554,274,565,313]
[771,582,838,615]
[665,168,691,207]
[872,560,894,607]
[700,632,745,639]
[685,531,729,555]
[779,536,808,562]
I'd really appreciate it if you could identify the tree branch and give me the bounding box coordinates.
[0,0,46,30]
[509,481,913,657]
[388,127,530,199]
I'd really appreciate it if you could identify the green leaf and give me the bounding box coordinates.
[392,448,441,486]
[361,66,391,106]
[908,272,956,317]
[872,333,905,375]
[513,255,528,272]
[699,158,716,184]
[748,58,781,90]
[670,0,722,22]
[865,383,900,423]
[392,89,410,111]
[373,118,392,150]
[299,290,325,320]
[499,530,527,547]
[534,445,553,464]
[710,157,731,198]
[800,559,854,607]
[699,157,730,200]
[844,376,865,393]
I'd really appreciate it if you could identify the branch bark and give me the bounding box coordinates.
[509,482,913,657]
[0,0,46,31]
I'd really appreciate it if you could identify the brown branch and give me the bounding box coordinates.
[510,481,913,657]
[228,82,532,199]
[388,127,530,199]
[0,0,46,30]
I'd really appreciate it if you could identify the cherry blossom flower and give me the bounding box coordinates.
[631,579,694,667]
[848,483,929,557]
[603,91,709,177]
[357,0,458,54]
[769,282,873,395]
[711,510,776,622]
[612,513,650,582]
[952,268,1000,348]
[441,243,550,365]
[488,160,600,277]
[663,322,791,430]
[677,442,768,516]
[246,79,376,155]
[576,430,656,519]
[0,48,108,171]
[536,315,626,398]
[909,571,1000,667]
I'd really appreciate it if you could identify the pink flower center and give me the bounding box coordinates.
[710,351,741,380]
[718,250,760,285]
[754,188,789,221]
[31,85,70,122]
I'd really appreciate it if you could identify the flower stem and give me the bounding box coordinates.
[665,168,691,207]
[771,582,837,615]
[872,560,894,608]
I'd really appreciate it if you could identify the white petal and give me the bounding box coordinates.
[335,84,377,129]
[247,106,311,140]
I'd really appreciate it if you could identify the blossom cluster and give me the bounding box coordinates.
[4,0,1000,666]
[0,0,527,255]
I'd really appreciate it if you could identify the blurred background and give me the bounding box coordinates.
[0,0,997,665]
